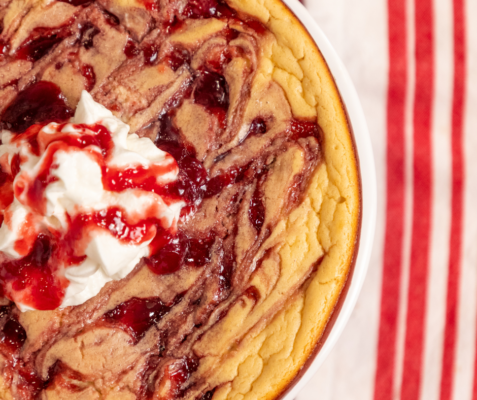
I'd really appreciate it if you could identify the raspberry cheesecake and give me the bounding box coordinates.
[0,0,360,398]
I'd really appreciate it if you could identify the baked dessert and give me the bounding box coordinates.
[0,0,360,398]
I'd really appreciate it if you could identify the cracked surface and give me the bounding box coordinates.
[0,0,360,399]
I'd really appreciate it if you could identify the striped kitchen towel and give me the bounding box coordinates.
[297,0,476,399]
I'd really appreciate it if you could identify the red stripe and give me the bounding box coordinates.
[373,0,407,399]
[440,0,467,399]
[400,0,435,399]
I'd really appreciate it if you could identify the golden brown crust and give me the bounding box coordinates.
[203,0,361,399]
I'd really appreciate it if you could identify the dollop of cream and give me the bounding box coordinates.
[0,91,183,311]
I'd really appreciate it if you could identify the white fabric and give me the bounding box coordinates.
[297,0,477,399]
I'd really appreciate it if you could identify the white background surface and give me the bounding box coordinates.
[296,0,477,399]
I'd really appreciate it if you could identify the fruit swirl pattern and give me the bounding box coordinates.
[0,0,354,398]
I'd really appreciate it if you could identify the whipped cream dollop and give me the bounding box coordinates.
[0,91,184,311]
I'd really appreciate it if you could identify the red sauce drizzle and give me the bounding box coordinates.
[124,38,140,58]
[165,17,186,35]
[44,361,86,392]
[1,81,73,133]
[1,234,66,310]
[193,69,229,118]
[0,165,14,212]
[16,368,47,398]
[102,159,177,194]
[166,357,199,397]
[164,46,191,71]
[154,113,208,207]
[81,64,96,91]
[146,233,185,275]
[204,163,250,198]
[12,124,42,155]
[0,314,26,352]
[248,186,265,233]
[218,248,234,292]
[0,307,47,398]
[245,19,267,35]
[247,117,267,137]
[223,27,240,42]
[183,0,236,19]
[165,156,207,205]
[243,286,260,303]
[0,168,9,187]
[143,43,159,66]
[146,232,214,275]
[10,154,21,178]
[14,139,60,215]
[137,0,158,11]
[68,207,158,247]
[102,297,173,343]
[0,78,19,91]
[201,46,233,74]
[154,111,193,160]
[288,118,322,142]
[16,24,73,62]
[185,234,214,265]
[53,123,114,157]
